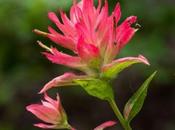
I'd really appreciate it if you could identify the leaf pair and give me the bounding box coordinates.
[75,71,157,125]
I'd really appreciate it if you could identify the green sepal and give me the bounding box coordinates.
[123,71,157,123]
[74,78,114,100]
[101,56,149,79]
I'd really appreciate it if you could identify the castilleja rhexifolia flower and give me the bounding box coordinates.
[34,0,149,93]
[27,0,157,130]
[26,93,74,129]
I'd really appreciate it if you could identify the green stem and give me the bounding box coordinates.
[108,98,132,130]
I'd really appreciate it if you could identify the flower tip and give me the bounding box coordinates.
[26,105,30,111]
[48,12,59,23]
[134,28,139,32]
[48,26,53,32]
[107,121,117,125]
[37,40,42,45]
[34,124,41,128]
[135,23,141,28]
[133,23,141,32]
[33,29,48,37]
[48,12,55,17]
[37,41,52,52]
[94,121,117,130]
[38,89,45,94]
[26,105,34,113]
[114,2,121,12]
[126,16,137,25]
[38,85,50,94]
[138,55,150,65]
[113,2,121,24]
[132,15,137,21]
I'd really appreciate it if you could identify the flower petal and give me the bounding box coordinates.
[48,27,76,51]
[39,72,88,93]
[60,11,76,36]
[70,3,83,24]
[94,121,117,130]
[96,0,102,13]
[96,0,109,34]
[42,93,60,110]
[82,0,94,15]
[116,16,137,50]
[75,22,93,43]
[43,47,84,69]
[103,15,116,64]
[48,12,73,37]
[114,2,121,24]
[34,123,57,129]
[77,36,100,65]
[26,104,59,124]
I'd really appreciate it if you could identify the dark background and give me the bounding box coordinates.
[0,0,175,130]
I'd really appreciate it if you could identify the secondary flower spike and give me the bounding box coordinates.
[34,0,150,93]
[26,93,73,129]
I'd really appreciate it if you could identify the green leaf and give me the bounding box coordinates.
[123,71,157,122]
[101,55,149,79]
[74,79,114,100]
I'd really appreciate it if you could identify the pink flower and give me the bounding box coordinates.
[26,93,73,129]
[34,0,150,93]
[34,0,138,65]
[94,121,117,130]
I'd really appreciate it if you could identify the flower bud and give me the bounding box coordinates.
[26,93,73,129]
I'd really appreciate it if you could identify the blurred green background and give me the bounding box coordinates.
[0,0,175,130]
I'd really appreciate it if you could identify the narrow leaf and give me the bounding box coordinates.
[74,79,114,100]
[123,71,157,122]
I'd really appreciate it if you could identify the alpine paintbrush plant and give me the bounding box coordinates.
[26,93,74,129]
[27,0,157,130]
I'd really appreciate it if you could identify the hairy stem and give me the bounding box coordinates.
[108,98,132,130]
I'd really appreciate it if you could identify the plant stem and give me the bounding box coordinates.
[108,98,132,130]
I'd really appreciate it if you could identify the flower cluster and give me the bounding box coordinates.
[34,0,149,93]
[26,93,71,129]
[27,0,151,129]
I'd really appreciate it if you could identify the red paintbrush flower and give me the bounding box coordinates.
[34,0,149,93]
